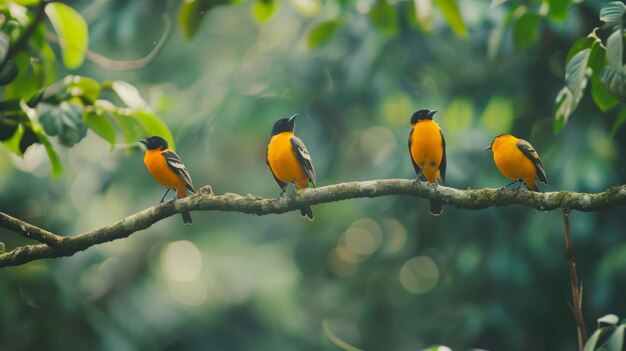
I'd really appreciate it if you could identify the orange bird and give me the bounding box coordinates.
[487,134,547,191]
[408,109,447,216]
[266,115,316,220]
[139,136,196,224]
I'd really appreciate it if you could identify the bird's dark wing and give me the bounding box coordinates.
[408,128,423,177]
[516,140,547,184]
[162,150,196,192]
[266,146,287,189]
[439,129,447,183]
[290,136,316,187]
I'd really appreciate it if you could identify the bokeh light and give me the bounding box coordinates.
[399,256,440,294]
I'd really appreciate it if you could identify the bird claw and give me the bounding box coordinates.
[277,188,287,198]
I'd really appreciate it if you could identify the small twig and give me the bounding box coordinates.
[562,209,587,351]
[46,13,172,71]
[0,211,64,247]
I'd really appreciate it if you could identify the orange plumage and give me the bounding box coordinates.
[489,134,547,191]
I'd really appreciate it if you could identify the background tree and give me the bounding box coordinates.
[0,0,625,350]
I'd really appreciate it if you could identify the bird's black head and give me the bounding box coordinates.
[139,136,169,150]
[410,109,438,125]
[271,114,297,136]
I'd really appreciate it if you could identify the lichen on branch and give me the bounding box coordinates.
[1,180,625,268]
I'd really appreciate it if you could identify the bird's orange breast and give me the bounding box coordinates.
[492,136,537,188]
[267,132,309,188]
[410,120,444,183]
[144,149,185,191]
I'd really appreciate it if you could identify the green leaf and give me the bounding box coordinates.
[607,324,625,351]
[600,1,626,24]
[599,314,621,326]
[548,0,571,21]
[0,31,9,63]
[565,48,591,101]
[33,128,62,178]
[370,3,399,35]
[37,102,88,147]
[592,74,620,112]
[289,0,322,17]
[2,124,24,155]
[57,102,87,147]
[307,20,342,49]
[3,52,41,100]
[605,30,623,70]
[132,110,175,149]
[252,0,278,23]
[513,13,542,50]
[584,328,604,351]
[14,0,41,5]
[0,61,19,86]
[0,116,19,141]
[38,102,64,136]
[19,126,39,154]
[111,81,149,109]
[67,76,101,103]
[610,109,626,138]
[112,112,144,144]
[85,110,116,149]
[44,2,88,69]
[588,40,607,72]
[554,87,576,133]
[179,0,227,41]
[433,0,467,37]
[600,66,626,102]
[412,0,434,31]
[566,37,594,64]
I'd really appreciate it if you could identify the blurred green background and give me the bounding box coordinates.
[1,0,626,350]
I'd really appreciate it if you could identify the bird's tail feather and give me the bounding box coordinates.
[181,211,192,224]
[300,206,314,221]
[429,199,443,216]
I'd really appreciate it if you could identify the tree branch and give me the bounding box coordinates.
[563,210,587,351]
[0,212,64,247]
[1,180,625,268]
[46,12,172,71]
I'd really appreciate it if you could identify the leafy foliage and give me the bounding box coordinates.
[584,314,626,351]
[553,1,626,134]
[0,1,173,177]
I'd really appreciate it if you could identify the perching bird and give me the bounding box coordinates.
[408,109,447,216]
[139,136,196,224]
[487,134,547,191]
[266,114,316,220]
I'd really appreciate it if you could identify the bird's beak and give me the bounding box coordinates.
[288,114,298,123]
[427,110,438,118]
[139,139,148,146]
[485,146,492,151]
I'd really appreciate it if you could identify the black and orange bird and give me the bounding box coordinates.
[408,109,447,216]
[487,134,547,191]
[139,136,196,224]
[266,114,316,220]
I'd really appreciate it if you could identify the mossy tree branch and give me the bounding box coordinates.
[1,180,625,268]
